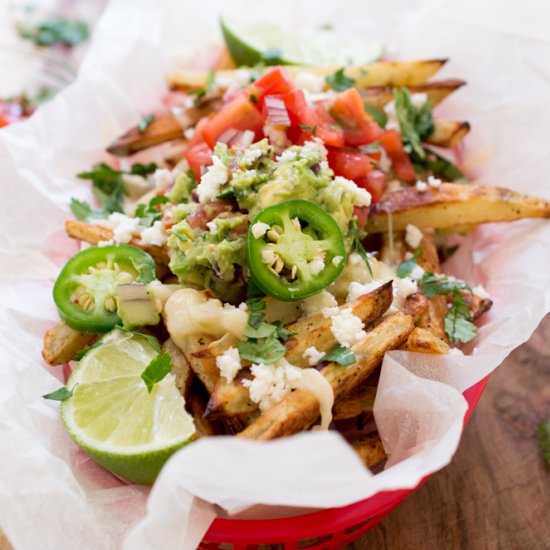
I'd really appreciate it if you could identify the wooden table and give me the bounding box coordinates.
[2,316,549,550]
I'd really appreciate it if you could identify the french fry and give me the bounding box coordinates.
[186,382,224,437]
[461,290,493,321]
[238,312,414,440]
[65,220,170,268]
[363,79,465,111]
[162,338,195,399]
[401,327,450,354]
[351,433,387,468]
[426,119,470,148]
[365,184,550,233]
[42,321,97,366]
[333,385,377,421]
[169,59,447,91]
[177,333,216,392]
[285,281,393,367]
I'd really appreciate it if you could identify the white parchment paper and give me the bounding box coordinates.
[1,1,550,548]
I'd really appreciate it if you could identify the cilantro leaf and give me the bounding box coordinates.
[43,386,73,401]
[135,195,169,227]
[349,219,373,276]
[138,114,155,133]
[237,337,286,365]
[420,272,470,298]
[325,68,356,92]
[444,289,476,344]
[77,163,127,214]
[141,353,173,393]
[18,18,89,47]
[364,104,388,128]
[299,123,317,136]
[323,345,356,366]
[393,88,434,160]
[246,297,266,329]
[538,420,550,465]
[70,198,106,222]
[413,148,465,182]
[73,341,102,361]
[274,321,295,342]
[396,247,423,278]
[130,162,158,176]
[243,322,277,339]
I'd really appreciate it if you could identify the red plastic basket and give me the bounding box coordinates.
[199,376,489,549]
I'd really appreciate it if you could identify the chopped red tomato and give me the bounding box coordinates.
[330,88,383,146]
[353,206,369,228]
[202,94,265,148]
[185,142,212,177]
[328,148,374,180]
[251,67,295,105]
[378,129,416,182]
[356,170,386,204]
[309,106,344,148]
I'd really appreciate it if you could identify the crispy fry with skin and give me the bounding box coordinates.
[285,282,393,367]
[365,184,550,233]
[162,338,194,399]
[65,220,170,267]
[401,327,450,354]
[351,433,387,468]
[333,385,377,421]
[178,334,216,392]
[186,382,224,437]
[362,79,465,111]
[238,312,414,441]
[169,59,447,91]
[42,321,97,366]
[426,120,470,148]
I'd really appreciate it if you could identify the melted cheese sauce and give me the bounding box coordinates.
[299,368,335,431]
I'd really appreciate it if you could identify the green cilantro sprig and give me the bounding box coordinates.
[135,195,170,227]
[445,289,477,344]
[18,18,89,47]
[325,68,356,92]
[420,272,471,298]
[396,247,423,278]
[43,386,73,401]
[141,353,173,393]
[138,114,155,133]
[323,344,356,366]
[349,219,373,276]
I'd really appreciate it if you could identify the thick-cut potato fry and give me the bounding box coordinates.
[178,334,216,392]
[162,338,194,399]
[363,79,465,111]
[285,282,393,367]
[207,372,258,417]
[461,290,492,321]
[238,312,414,441]
[106,98,223,157]
[186,383,224,437]
[426,119,470,148]
[365,184,550,233]
[333,385,377,421]
[65,220,170,268]
[401,327,450,354]
[169,59,447,91]
[42,321,97,366]
[351,433,387,468]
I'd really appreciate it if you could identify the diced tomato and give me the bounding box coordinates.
[185,142,213,178]
[378,129,416,182]
[330,88,383,146]
[355,170,386,204]
[202,94,265,148]
[353,206,369,228]
[309,106,344,148]
[269,89,309,126]
[251,67,296,104]
[328,148,374,180]
[187,116,210,148]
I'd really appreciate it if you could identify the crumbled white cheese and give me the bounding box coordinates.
[427,175,442,189]
[329,308,366,348]
[405,224,424,249]
[448,347,464,356]
[346,280,384,302]
[332,255,344,267]
[107,212,141,244]
[197,156,228,203]
[383,100,399,131]
[393,277,418,307]
[302,291,338,317]
[215,68,251,90]
[205,220,218,233]
[140,220,166,246]
[238,302,248,312]
[276,149,297,163]
[241,147,263,166]
[251,221,271,239]
[410,264,425,280]
[216,347,242,383]
[97,240,113,247]
[411,92,428,108]
[151,168,173,191]
[472,284,491,300]
[294,72,325,93]
[378,149,392,173]
[303,346,326,366]
[310,258,325,275]
[121,174,152,199]
[183,127,195,140]
[416,180,428,192]
[242,359,304,412]
[333,176,372,207]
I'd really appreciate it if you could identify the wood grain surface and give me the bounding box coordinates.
[1,316,549,550]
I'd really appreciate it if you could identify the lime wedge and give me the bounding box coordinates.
[61,329,195,485]
[221,18,384,67]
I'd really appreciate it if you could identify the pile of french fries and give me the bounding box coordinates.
[43,55,550,470]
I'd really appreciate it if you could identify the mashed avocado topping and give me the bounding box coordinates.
[167,139,371,303]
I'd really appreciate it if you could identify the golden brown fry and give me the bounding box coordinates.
[363,79,465,111]
[186,382,224,437]
[426,120,470,148]
[238,312,414,441]
[42,321,97,366]
[285,282,393,367]
[162,338,194,399]
[65,220,170,268]
[333,385,377,421]
[461,290,493,321]
[178,334,216,392]
[401,327,450,354]
[351,433,387,468]
[169,59,447,91]
[365,184,550,233]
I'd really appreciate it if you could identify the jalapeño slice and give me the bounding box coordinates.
[53,244,157,332]
[247,200,346,301]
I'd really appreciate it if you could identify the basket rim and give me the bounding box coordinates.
[203,375,490,543]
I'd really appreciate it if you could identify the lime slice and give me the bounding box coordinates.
[221,18,384,67]
[61,329,195,485]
